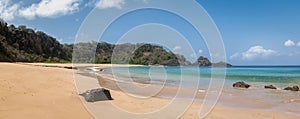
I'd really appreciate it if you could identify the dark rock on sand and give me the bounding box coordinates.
[264,85,277,89]
[80,88,113,102]
[233,81,250,88]
[284,86,299,91]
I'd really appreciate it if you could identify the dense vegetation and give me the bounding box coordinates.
[0,19,231,66]
[71,42,190,65]
[0,19,70,62]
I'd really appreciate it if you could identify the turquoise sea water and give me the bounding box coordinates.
[99,66,300,115]
[102,66,300,86]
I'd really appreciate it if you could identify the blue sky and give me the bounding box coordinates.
[1,0,300,65]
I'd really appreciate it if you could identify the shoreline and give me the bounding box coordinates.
[96,69,300,117]
[0,63,299,119]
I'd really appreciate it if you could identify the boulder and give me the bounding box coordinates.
[264,85,277,89]
[284,86,299,91]
[80,88,113,102]
[233,81,250,88]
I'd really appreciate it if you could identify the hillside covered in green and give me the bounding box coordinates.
[68,42,191,65]
[0,20,70,62]
[0,19,231,66]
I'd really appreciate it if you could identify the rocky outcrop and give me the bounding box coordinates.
[233,81,250,88]
[80,88,113,102]
[193,56,232,67]
[194,56,212,66]
[264,85,277,89]
[284,86,299,91]
[212,61,233,67]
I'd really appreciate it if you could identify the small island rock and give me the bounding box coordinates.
[284,86,299,91]
[212,61,233,67]
[233,81,251,88]
[264,85,277,89]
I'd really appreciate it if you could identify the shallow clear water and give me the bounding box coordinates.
[99,66,300,116]
[102,66,300,86]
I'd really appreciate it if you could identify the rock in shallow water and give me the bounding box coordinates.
[264,85,277,89]
[233,81,250,88]
[284,86,299,91]
[80,88,113,102]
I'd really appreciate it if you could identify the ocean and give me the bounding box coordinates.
[97,66,300,115]
[101,66,300,86]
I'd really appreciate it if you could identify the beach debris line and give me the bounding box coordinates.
[284,86,299,91]
[80,88,113,102]
[264,85,277,89]
[233,81,251,88]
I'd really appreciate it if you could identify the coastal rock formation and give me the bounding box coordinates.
[80,88,113,102]
[194,56,212,66]
[284,86,299,91]
[264,85,277,89]
[212,61,233,67]
[193,56,232,67]
[0,19,232,66]
[233,81,250,88]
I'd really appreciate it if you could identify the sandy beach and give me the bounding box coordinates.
[0,63,299,119]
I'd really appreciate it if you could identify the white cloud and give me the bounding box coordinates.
[172,46,181,51]
[19,0,82,20]
[84,0,95,7]
[95,0,125,9]
[230,53,239,59]
[284,40,295,47]
[0,0,20,21]
[231,45,276,60]
[242,46,276,60]
[198,49,203,54]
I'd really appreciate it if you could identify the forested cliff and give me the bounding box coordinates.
[0,19,231,66]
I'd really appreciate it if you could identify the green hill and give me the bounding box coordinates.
[71,42,190,65]
[0,20,70,62]
[0,19,231,66]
